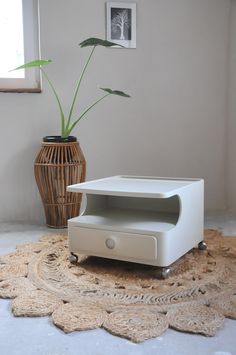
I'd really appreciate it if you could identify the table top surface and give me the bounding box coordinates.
[67,175,203,198]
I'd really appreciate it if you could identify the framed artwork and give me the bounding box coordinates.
[106,2,136,48]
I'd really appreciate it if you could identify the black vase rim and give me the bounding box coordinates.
[43,135,77,143]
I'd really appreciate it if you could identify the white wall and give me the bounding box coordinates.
[227,0,236,212]
[0,0,231,223]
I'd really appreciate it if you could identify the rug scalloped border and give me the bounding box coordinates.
[0,229,236,343]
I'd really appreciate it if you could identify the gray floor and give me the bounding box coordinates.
[0,215,236,355]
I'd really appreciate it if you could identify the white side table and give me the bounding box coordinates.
[67,176,205,277]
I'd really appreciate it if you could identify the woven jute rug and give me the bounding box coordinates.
[0,229,235,343]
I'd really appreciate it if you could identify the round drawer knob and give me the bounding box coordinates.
[105,238,115,249]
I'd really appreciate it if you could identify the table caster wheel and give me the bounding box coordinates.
[153,267,171,279]
[69,252,78,263]
[161,267,171,279]
[198,241,207,250]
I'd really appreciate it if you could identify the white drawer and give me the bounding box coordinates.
[69,226,157,261]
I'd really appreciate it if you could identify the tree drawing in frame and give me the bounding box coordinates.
[106,2,136,48]
[111,8,131,41]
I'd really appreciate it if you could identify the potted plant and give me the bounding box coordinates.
[14,38,130,228]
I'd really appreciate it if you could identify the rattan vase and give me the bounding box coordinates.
[34,136,86,228]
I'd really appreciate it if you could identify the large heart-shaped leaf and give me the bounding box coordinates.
[79,37,122,48]
[100,87,130,97]
[12,59,52,71]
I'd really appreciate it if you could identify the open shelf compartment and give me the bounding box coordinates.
[75,194,180,234]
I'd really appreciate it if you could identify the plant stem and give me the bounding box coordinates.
[65,93,110,136]
[41,68,66,137]
[66,46,96,131]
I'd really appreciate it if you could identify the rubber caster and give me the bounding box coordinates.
[198,241,207,250]
[69,252,78,263]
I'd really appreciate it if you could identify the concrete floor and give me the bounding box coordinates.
[0,215,236,355]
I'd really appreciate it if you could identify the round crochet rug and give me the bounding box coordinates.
[0,229,235,343]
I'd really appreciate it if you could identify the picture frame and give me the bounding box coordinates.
[106,2,136,48]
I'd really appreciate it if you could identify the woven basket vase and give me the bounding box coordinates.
[34,136,86,228]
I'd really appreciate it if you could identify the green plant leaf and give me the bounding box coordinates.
[12,60,52,71]
[100,88,131,97]
[79,37,122,48]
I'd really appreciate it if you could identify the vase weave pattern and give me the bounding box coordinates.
[34,141,86,228]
